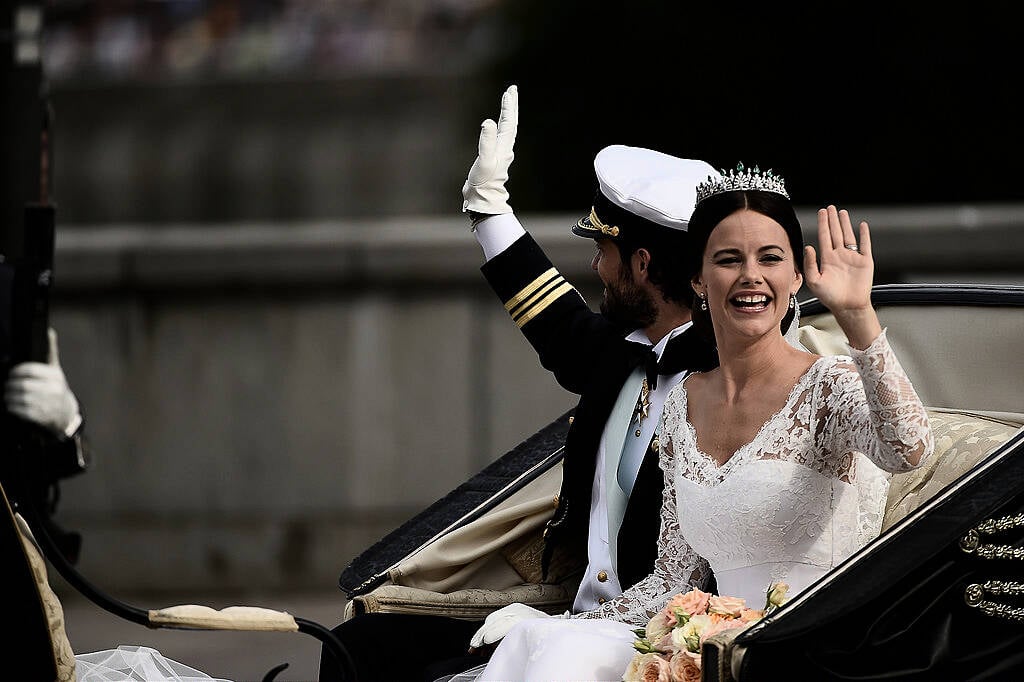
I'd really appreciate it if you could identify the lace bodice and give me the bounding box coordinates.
[573,330,932,625]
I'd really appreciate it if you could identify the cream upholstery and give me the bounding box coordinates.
[347,582,572,621]
[15,514,77,682]
[882,410,1021,532]
[348,464,576,619]
[386,465,565,594]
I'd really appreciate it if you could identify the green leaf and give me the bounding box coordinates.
[633,638,655,654]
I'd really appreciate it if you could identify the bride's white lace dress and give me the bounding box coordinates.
[468,331,933,682]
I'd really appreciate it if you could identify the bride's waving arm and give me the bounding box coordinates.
[822,331,933,473]
[570,422,712,626]
[806,206,932,472]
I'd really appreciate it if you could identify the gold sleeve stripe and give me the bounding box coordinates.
[509,275,564,319]
[514,282,576,328]
[503,268,559,312]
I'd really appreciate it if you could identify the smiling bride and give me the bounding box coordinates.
[453,164,934,682]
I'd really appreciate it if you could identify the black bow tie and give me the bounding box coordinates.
[627,328,718,391]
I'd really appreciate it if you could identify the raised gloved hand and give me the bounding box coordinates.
[462,84,518,216]
[469,602,556,649]
[4,328,81,438]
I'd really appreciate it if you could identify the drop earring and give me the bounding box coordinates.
[700,294,707,311]
[790,294,796,309]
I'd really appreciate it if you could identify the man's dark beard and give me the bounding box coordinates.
[600,269,657,330]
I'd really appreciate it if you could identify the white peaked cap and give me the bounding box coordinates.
[573,145,720,238]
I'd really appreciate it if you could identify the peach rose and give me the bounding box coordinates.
[668,651,702,682]
[738,607,764,623]
[708,612,730,625]
[624,653,661,682]
[645,610,674,643]
[636,653,670,682]
[667,589,712,619]
[708,595,746,617]
[700,615,749,645]
[654,631,677,653]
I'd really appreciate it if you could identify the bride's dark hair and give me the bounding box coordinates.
[684,190,804,346]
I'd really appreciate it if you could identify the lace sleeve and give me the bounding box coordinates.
[571,405,712,627]
[822,329,933,474]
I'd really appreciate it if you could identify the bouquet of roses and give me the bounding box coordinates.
[622,582,788,682]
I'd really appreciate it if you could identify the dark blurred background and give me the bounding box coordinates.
[480,2,1024,210]
[36,1,1024,223]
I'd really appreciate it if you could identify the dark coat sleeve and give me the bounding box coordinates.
[480,233,622,395]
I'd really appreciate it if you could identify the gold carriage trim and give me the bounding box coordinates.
[586,207,619,237]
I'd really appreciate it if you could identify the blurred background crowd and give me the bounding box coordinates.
[43,0,498,81]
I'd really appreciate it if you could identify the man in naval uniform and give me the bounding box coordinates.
[465,85,719,648]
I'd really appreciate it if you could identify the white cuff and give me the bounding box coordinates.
[472,213,526,261]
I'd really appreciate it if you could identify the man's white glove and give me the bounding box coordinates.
[469,602,561,649]
[4,328,82,438]
[462,84,518,216]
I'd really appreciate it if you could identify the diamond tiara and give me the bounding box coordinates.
[695,162,789,204]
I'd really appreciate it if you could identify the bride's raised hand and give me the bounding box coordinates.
[803,205,881,348]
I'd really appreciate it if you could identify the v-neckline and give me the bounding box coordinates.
[682,356,828,472]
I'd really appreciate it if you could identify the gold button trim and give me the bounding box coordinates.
[552,495,560,508]
[568,415,574,425]
[650,436,660,452]
[635,429,641,437]
[598,597,606,604]
[597,570,608,582]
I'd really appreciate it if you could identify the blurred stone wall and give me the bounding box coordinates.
[50,76,475,224]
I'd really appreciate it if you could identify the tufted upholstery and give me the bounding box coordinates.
[882,410,1021,533]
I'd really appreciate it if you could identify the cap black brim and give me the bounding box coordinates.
[572,213,604,239]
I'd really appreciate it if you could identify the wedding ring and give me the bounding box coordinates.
[844,243,859,252]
